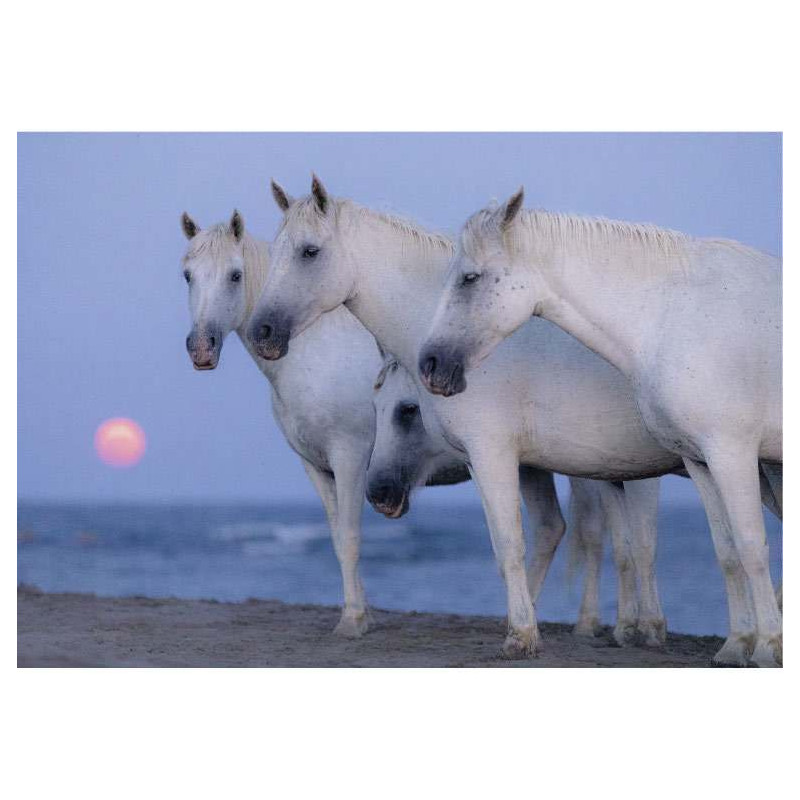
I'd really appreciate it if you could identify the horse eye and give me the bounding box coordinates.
[302,245,320,260]
[183,270,191,284]
[462,272,481,286]
[230,270,243,283]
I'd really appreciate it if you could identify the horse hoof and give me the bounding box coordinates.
[638,618,667,648]
[613,621,638,647]
[712,634,755,667]
[501,627,539,660]
[749,636,782,668]
[333,612,369,639]
[573,618,601,638]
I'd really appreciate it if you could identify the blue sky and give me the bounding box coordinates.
[17,133,781,502]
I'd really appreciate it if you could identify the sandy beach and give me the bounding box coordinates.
[18,584,726,667]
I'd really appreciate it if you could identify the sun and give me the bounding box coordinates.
[94,418,146,468]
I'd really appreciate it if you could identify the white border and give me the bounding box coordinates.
[7,2,794,798]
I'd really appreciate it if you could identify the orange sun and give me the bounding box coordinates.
[94,418,146,468]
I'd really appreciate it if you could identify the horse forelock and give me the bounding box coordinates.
[460,207,503,257]
[279,195,335,237]
[182,223,233,262]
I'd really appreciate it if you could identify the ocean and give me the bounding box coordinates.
[17,498,782,636]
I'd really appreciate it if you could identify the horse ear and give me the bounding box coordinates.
[374,358,397,391]
[311,173,329,215]
[271,179,293,213]
[373,347,399,390]
[498,187,524,229]
[229,209,244,242]
[181,212,199,240]
[373,361,390,391]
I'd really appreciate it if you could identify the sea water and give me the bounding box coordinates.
[17,497,782,636]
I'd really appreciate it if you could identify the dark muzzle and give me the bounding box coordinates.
[248,312,291,361]
[367,480,410,519]
[418,347,467,397]
[186,327,222,370]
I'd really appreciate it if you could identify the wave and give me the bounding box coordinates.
[211,521,328,543]
[213,520,412,544]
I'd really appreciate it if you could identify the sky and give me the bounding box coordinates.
[17,133,781,503]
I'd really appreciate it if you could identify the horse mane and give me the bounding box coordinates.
[183,223,270,318]
[281,195,454,259]
[464,205,776,275]
[463,205,691,263]
[704,237,774,261]
[526,209,690,257]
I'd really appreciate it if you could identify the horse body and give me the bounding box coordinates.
[632,242,781,465]
[180,212,379,637]
[370,355,662,640]
[258,306,378,471]
[421,192,782,665]
[455,317,680,481]
[249,180,683,655]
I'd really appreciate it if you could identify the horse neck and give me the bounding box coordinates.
[344,216,453,368]
[530,231,675,377]
[241,235,271,321]
[235,235,281,380]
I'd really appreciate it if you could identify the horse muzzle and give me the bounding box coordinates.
[367,481,410,519]
[248,313,291,361]
[418,346,467,397]
[186,328,222,370]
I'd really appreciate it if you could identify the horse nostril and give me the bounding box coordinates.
[369,484,391,505]
[186,335,193,351]
[209,335,216,348]
[423,356,437,378]
[259,324,272,341]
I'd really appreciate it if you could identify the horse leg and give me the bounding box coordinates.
[331,448,371,637]
[683,457,757,666]
[469,449,538,658]
[595,482,639,646]
[703,447,782,667]
[569,480,605,637]
[621,478,666,646]
[758,463,783,611]
[519,467,566,604]
[303,455,369,638]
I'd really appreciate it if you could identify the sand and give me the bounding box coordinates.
[17,584,724,668]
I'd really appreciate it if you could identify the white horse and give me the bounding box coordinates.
[370,354,661,639]
[248,176,686,657]
[180,210,379,637]
[419,190,783,666]
[178,209,616,646]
